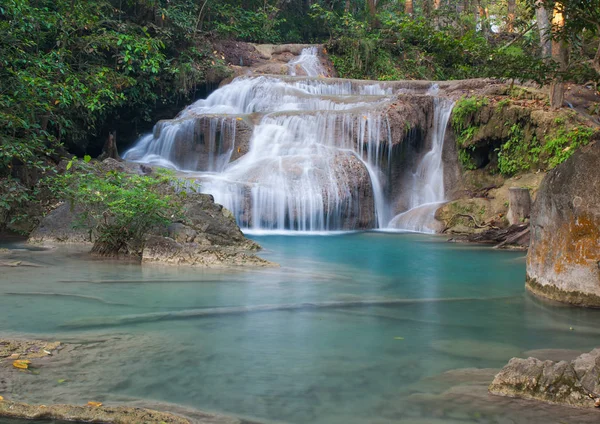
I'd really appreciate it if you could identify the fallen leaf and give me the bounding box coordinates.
[87,401,103,407]
[0,395,4,401]
[13,360,31,369]
[57,379,66,384]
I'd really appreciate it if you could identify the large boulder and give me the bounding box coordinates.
[489,348,600,408]
[526,141,600,306]
[28,203,93,244]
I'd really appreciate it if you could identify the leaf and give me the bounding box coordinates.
[57,379,66,384]
[87,401,103,407]
[13,360,31,369]
[66,160,73,171]
[0,395,4,401]
[83,155,92,163]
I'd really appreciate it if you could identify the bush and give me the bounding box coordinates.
[47,160,184,257]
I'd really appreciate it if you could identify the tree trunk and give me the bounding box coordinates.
[423,0,432,18]
[535,0,551,60]
[433,0,441,27]
[549,3,568,109]
[345,0,350,13]
[507,0,516,32]
[507,188,532,225]
[367,0,377,16]
[478,1,490,35]
[593,31,600,75]
[98,131,121,161]
[405,0,413,15]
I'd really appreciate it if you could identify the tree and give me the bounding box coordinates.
[550,2,568,108]
[535,0,552,59]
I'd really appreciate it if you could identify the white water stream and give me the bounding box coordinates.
[389,94,455,233]
[124,48,454,233]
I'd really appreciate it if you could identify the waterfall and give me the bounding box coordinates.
[124,47,454,233]
[388,95,455,233]
[287,47,326,77]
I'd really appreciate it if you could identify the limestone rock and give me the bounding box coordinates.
[489,348,600,408]
[28,203,93,244]
[28,173,272,267]
[0,400,192,424]
[526,141,600,306]
[142,235,273,267]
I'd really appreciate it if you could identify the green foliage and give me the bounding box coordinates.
[452,96,489,134]
[314,7,553,83]
[495,99,511,112]
[0,0,228,229]
[209,4,284,43]
[458,148,478,170]
[451,96,491,171]
[497,123,541,176]
[47,161,182,256]
[544,126,595,168]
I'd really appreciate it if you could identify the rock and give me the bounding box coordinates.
[27,169,272,267]
[217,150,376,230]
[526,141,600,306]
[0,339,62,360]
[28,203,93,244]
[489,348,600,408]
[144,191,273,267]
[0,400,192,424]
[167,223,198,244]
[141,235,274,267]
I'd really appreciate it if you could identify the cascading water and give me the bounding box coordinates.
[287,46,326,77]
[124,48,454,233]
[388,92,455,233]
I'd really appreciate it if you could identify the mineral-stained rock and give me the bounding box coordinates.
[526,141,600,306]
[489,348,600,408]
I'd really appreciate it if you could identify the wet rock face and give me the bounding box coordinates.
[526,141,600,306]
[489,348,600,408]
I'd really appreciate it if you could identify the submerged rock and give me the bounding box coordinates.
[489,348,600,408]
[431,339,522,362]
[0,339,61,360]
[526,141,600,306]
[0,400,192,423]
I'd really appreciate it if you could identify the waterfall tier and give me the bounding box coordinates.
[124,48,455,233]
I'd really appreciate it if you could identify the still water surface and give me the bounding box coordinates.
[1,232,599,423]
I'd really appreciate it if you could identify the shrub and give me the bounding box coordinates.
[47,160,183,257]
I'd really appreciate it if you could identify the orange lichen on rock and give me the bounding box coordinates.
[552,214,600,274]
